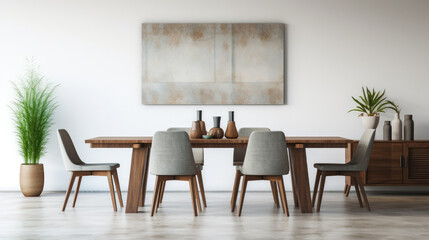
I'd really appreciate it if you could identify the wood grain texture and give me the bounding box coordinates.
[86,136,352,214]
[345,141,429,188]
[126,147,148,213]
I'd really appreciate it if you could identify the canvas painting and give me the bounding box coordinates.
[142,23,284,104]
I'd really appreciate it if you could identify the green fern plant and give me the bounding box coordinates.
[386,100,401,114]
[11,64,58,164]
[348,87,390,116]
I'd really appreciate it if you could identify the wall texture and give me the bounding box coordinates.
[1,0,429,192]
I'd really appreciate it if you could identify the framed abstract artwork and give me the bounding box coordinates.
[142,23,285,105]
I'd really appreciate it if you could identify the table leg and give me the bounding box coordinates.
[139,148,150,207]
[126,147,148,213]
[345,143,353,195]
[288,151,299,208]
[289,148,313,213]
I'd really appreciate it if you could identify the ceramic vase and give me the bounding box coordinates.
[209,116,224,139]
[20,164,44,197]
[197,110,207,135]
[391,113,402,140]
[383,121,392,141]
[225,111,238,139]
[404,114,414,141]
[361,115,380,129]
[190,121,203,139]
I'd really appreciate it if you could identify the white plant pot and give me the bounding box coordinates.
[361,115,380,129]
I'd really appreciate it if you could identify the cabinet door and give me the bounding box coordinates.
[403,143,429,184]
[366,142,403,184]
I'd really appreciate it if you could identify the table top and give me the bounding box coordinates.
[85,136,350,143]
[85,136,352,149]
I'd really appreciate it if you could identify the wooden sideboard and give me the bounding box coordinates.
[346,141,429,186]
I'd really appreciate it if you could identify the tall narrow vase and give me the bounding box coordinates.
[383,121,392,141]
[391,113,402,140]
[404,114,414,141]
[197,110,207,135]
[225,111,238,139]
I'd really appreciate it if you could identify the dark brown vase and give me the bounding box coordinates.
[209,116,224,139]
[225,121,238,139]
[199,121,207,135]
[190,121,203,139]
[225,111,238,139]
[209,127,224,139]
[196,110,207,135]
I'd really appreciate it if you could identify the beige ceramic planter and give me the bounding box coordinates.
[20,164,44,197]
[361,115,380,129]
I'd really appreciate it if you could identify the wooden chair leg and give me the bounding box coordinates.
[312,169,321,207]
[277,176,290,216]
[155,180,164,213]
[151,176,161,216]
[107,171,117,211]
[189,176,198,216]
[238,175,248,216]
[345,184,351,197]
[72,176,82,208]
[112,169,123,208]
[62,172,77,211]
[356,174,370,211]
[193,176,202,213]
[352,176,363,208]
[196,170,207,208]
[316,172,326,212]
[231,170,242,212]
[270,181,280,208]
[159,180,166,204]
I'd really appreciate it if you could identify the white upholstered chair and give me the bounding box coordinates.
[57,129,123,211]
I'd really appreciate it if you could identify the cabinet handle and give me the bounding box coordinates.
[400,156,404,167]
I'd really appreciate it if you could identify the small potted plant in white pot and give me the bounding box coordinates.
[348,87,390,129]
[11,62,57,197]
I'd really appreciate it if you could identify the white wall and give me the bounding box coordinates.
[1,0,429,192]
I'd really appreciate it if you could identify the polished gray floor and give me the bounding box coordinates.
[1,191,429,240]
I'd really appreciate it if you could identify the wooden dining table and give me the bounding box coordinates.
[85,136,353,213]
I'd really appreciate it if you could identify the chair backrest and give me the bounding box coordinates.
[233,127,271,165]
[241,131,289,176]
[150,131,197,176]
[167,127,204,165]
[57,129,85,171]
[350,129,376,171]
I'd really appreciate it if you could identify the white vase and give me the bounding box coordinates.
[391,113,402,140]
[361,115,380,129]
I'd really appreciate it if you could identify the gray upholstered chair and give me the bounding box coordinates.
[236,131,290,216]
[150,131,201,216]
[230,127,274,212]
[312,129,376,212]
[164,128,206,208]
[57,129,123,211]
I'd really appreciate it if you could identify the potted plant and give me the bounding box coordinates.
[11,63,57,197]
[348,87,390,129]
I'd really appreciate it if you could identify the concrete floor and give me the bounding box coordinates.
[1,191,429,240]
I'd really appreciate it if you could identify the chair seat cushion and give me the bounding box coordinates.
[314,163,360,171]
[71,163,120,171]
